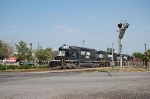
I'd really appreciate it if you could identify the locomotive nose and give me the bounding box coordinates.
[97,54,104,58]
[56,51,66,56]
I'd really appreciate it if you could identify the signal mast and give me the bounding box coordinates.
[117,19,129,70]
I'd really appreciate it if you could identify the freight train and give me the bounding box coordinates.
[49,44,130,69]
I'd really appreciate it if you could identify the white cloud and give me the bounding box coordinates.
[55,25,81,33]
[7,26,19,33]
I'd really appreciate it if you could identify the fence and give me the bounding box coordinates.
[123,61,150,68]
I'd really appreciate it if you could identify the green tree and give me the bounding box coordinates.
[14,40,32,62]
[107,47,115,53]
[35,47,45,64]
[132,51,150,68]
[0,40,9,59]
[26,43,34,61]
[35,47,52,64]
[143,49,150,62]
[45,47,53,60]
[147,49,150,61]
[132,52,143,58]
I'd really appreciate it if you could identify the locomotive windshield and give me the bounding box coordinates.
[59,49,69,51]
[59,45,69,51]
[56,45,70,57]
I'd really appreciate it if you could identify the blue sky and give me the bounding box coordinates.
[0,0,150,55]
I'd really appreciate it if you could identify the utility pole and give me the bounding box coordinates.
[38,42,39,50]
[112,42,114,71]
[119,39,122,70]
[83,40,85,47]
[144,44,147,68]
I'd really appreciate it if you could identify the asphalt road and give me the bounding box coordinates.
[0,71,150,99]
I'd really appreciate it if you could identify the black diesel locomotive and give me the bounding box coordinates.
[49,44,130,69]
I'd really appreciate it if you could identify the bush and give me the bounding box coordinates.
[7,65,20,70]
[0,64,49,71]
[0,64,6,71]
[33,66,37,69]
[38,65,49,69]
[18,65,49,69]
[19,65,33,69]
[0,64,20,71]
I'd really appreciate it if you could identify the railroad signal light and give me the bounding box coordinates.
[118,21,129,39]
[118,23,122,28]
[124,23,129,28]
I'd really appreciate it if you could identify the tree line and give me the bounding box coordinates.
[0,40,10,59]
[0,39,150,64]
[0,40,56,65]
[132,51,150,62]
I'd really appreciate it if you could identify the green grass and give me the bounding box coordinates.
[123,66,149,72]
[98,67,112,72]
[1,64,149,73]
[97,66,150,72]
[0,64,49,71]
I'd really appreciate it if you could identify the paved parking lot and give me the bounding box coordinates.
[0,71,150,99]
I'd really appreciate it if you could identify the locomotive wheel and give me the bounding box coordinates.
[74,65,77,69]
[62,65,66,69]
[71,64,76,69]
[77,62,80,68]
[56,66,61,70]
[51,67,56,70]
[92,64,95,68]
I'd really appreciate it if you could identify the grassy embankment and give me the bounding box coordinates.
[0,63,150,73]
[98,66,150,72]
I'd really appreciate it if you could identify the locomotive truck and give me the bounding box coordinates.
[49,44,130,69]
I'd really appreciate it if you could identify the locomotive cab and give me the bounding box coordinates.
[55,44,70,60]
